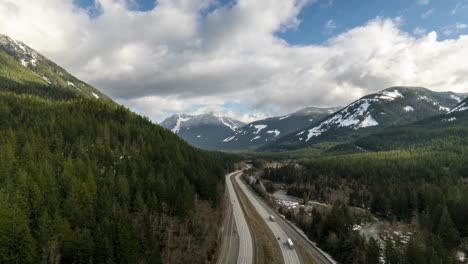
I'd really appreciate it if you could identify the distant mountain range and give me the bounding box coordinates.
[162,87,468,153]
[160,107,340,150]
[219,107,341,150]
[264,87,467,151]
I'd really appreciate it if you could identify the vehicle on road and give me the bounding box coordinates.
[269,215,276,222]
[287,238,294,249]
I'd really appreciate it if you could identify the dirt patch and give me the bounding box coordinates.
[232,176,283,264]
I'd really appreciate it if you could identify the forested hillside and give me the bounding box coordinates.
[0,35,238,263]
[0,92,237,263]
[263,149,468,263]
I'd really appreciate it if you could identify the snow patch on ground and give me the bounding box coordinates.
[42,76,51,84]
[266,129,281,137]
[418,95,450,112]
[251,135,261,141]
[304,99,379,141]
[278,115,290,120]
[92,92,99,99]
[223,135,235,142]
[375,90,404,101]
[218,116,239,131]
[253,125,267,134]
[442,117,457,122]
[403,106,414,112]
[451,94,463,103]
[439,105,450,111]
[67,81,76,87]
[448,102,468,114]
[359,115,379,128]
[30,56,37,67]
[171,115,192,134]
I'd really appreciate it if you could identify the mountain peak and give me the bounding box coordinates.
[159,112,245,150]
[0,34,111,102]
[0,34,39,68]
[160,113,245,134]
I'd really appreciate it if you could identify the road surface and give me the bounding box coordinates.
[217,204,239,264]
[218,170,254,264]
[234,173,301,264]
[235,173,335,264]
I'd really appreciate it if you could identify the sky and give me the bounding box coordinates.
[0,0,467,123]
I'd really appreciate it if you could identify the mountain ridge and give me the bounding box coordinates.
[161,106,341,151]
[262,86,467,151]
[0,34,111,102]
[160,112,245,150]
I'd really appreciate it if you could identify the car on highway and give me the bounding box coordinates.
[287,238,294,249]
[269,215,276,222]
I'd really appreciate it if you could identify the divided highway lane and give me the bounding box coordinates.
[217,205,239,264]
[234,174,301,264]
[235,173,335,264]
[220,170,254,264]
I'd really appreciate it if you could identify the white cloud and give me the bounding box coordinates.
[450,2,466,15]
[1,1,468,123]
[418,0,429,5]
[421,8,434,19]
[441,22,467,35]
[324,19,337,34]
[413,26,427,36]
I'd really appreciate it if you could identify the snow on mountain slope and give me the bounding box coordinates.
[264,87,467,151]
[294,87,464,141]
[0,34,110,101]
[170,115,193,133]
[448,100,468,114]
[160,113,245,150]
[220,106,341,150]
[161,113,244,134]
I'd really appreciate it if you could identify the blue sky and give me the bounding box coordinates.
[75,0,468,44]
[280,0,468,44]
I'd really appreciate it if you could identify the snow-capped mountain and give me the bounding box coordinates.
[160,113,245,150]
[0,34,109,101]
[350,96,468,152]
[265,87,467,151]
[221,107,341,150]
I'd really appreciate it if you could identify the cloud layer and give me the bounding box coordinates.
[1,0,467,122]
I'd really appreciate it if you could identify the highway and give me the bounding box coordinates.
[218,170,254,264]
[234,173,335,264]
[234,173,301,264]
[216,204,239,264]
